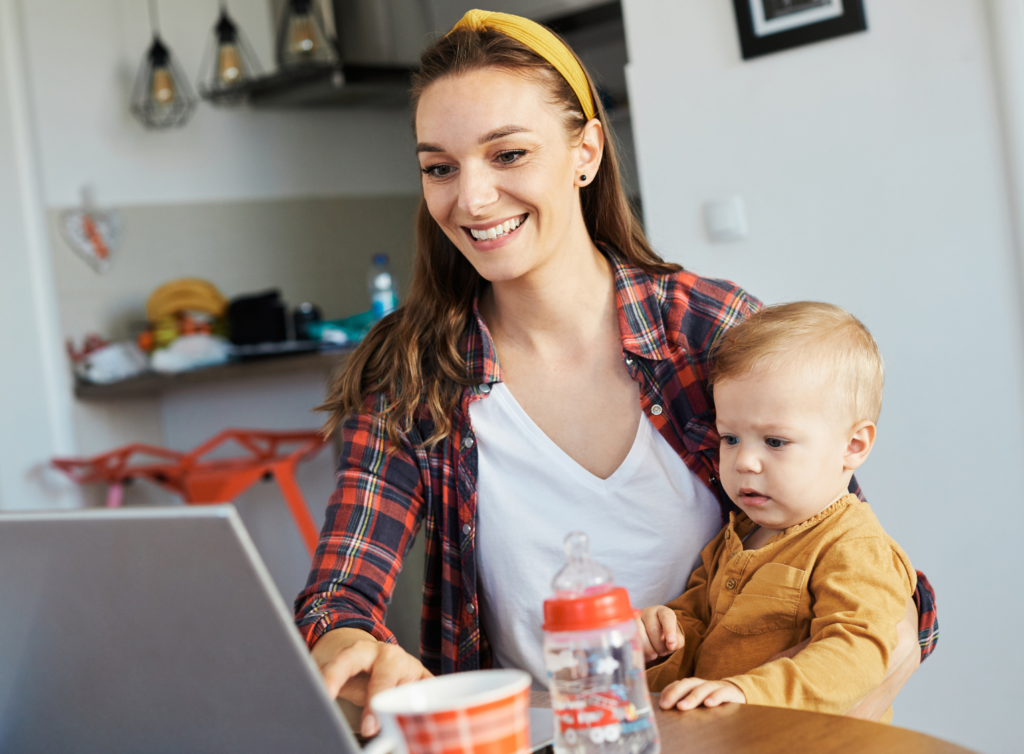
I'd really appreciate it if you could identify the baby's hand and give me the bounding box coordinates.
[659,678,746,711]
[638,605,683,662]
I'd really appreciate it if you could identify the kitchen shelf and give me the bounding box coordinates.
[74,348,351,401]
[202,63,414,108]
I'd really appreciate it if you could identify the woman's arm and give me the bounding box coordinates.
[294,394,425,647]
[293,395,429,734]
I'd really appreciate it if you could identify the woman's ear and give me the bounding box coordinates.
[575,118,605,186]
[843,420,877,471]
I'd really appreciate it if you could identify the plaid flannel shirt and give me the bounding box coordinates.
[295,249,939,675]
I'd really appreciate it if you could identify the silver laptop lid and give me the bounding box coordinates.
[0,505,357,754]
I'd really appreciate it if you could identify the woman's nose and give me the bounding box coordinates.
[457,164,500,216]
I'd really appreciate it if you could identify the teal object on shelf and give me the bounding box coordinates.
[306,310,378,346]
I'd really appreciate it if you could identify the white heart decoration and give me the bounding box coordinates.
[60,207,121,274]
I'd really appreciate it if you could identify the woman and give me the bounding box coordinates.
[295,11,937,737]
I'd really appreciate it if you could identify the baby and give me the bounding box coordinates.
[641,302,915,723]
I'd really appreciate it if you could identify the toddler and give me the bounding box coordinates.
[641,302,915,723]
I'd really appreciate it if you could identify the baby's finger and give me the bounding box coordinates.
[678,681,718,711]
[659,677,704,708]
[658,608,681,653]
[637,616,658,661]
[640,610,668,658]
[702,684,741,707]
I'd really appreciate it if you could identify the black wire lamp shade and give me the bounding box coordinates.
[197,6,262,100]
[276,0,338,71]
[130,35,197,129]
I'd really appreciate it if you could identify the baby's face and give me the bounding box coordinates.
[714,364,861,531]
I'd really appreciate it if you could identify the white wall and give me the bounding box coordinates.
[20,0,420,208]
[0,0,78,510]
[623,1,1024,751]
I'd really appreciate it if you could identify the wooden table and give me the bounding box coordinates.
[529,691,975,754]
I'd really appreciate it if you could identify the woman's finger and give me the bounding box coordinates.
[362,645,430,736]
[659,677,704,708]
[319,640,379,700]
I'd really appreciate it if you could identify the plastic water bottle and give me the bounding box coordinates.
[368,254,398,319]
[543,532,660,754]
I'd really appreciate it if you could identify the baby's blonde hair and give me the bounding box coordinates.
[710,302,884,424]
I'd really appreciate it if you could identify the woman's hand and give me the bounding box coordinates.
[311,628,432,737]
[763,597,921,721]
[639,605,683,661]
[659,677,746,710]
[845,597,920,720]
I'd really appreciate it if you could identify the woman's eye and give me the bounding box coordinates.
[497,149,526,165]
[765,437,788,449]
[421,164,454,178]
[721,435,739,447]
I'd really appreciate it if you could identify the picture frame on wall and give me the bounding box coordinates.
[732,0,867,60]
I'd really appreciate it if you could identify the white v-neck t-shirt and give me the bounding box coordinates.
[468,382,722,686]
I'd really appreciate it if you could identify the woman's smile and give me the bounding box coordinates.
[464,213,529,249]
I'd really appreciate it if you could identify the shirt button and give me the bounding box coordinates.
[462,523,472,536]
[625,356,635,366]
[725,578,737,590]
[464,436,475,449]
[651,404,663,416]
[479,383,491,394]
[467,603,476,614]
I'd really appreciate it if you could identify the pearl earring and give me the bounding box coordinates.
[579,175,587,183]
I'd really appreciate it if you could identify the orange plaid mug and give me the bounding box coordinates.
[365,669,532,754]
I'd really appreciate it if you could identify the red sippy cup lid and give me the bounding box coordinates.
[541,532,636,632]
[543,585,635,632]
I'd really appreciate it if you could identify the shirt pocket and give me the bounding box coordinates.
[720,563,805,635]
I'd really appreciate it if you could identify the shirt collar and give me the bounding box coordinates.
[463,247,672,383]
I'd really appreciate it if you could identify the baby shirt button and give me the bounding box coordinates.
[725,578,737,590]
[651,404,663,416]
[464,436,475,449]
[462,523,472,536]
[479,383,491,394]
[467,603,476,614]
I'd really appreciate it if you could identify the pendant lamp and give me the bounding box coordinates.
[130,0,197,129]
[198,2,261,100]
[276,0,338,70]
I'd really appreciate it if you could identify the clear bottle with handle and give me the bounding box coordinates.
[368,253,398,319]
[543,532,660,754]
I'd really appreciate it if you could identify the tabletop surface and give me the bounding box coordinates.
[529,690,975,754]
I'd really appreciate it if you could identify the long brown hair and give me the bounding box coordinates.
[320,26,681,445]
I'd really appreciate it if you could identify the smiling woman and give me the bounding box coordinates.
[294,9,936,740]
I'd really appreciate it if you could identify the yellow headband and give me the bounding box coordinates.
[448,9,596,121]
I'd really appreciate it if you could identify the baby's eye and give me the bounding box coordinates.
[765,437,788,449]
[421,163,455,178]
[721,434,739,446]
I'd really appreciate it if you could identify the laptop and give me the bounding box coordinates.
[0,505,553,753]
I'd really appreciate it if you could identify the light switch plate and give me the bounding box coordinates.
[703,196,748,243]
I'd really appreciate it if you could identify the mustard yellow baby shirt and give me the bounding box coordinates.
[646,494,915,722]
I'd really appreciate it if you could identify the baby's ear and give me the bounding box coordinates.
[844,421,876,471]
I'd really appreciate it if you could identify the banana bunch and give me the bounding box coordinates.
[138,278,227,353]
[146,278,227,322]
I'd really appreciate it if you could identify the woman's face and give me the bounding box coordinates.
[415,67,602,284]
